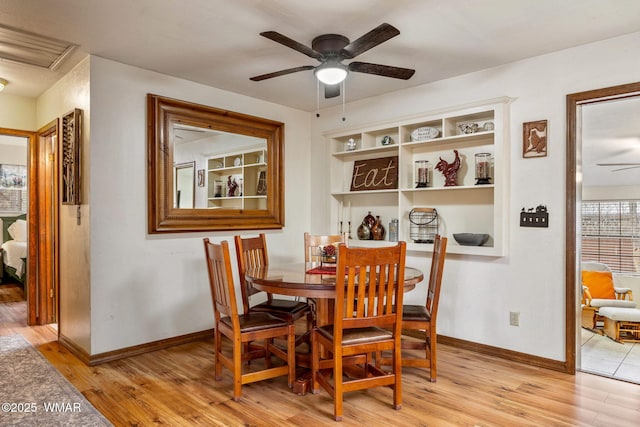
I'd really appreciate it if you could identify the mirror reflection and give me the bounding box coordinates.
[147,94,284,233]
[174,161,195,208]
[172,124,267,209]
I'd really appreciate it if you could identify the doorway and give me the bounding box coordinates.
[0,124,59,327]
[566,82,640,379]
[0,132,29,328]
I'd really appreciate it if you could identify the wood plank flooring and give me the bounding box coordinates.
[2,284,640,426]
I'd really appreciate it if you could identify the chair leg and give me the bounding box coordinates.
[264,338,273,368]
[393,345,402,410]
[232,339,242,401]
[307,310,315,330]
[287,324,296,388]
[214,329,223,381]
[311,331,320,394]
[428,329,437,382]
[581,307,597,329]
[334,353,344,422]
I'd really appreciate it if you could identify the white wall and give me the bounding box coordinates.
[311,32,640,361]
[0,139,27,165]
[88,56,311,354]
[36,57,92,352]
[583,185,640,200]
[0,94,36,131]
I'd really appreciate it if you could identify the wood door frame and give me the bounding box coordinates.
[565,81,640,374]
[0,127,37,324]
[35,120,59,325]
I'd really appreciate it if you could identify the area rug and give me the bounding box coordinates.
[0,334,112,427]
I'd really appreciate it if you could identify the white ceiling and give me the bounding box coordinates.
[1,0,640,112]
[582,97,640,187]
[1,0,640,188]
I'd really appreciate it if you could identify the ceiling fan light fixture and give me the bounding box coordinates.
[315,62,348,85]
[0,78,7,91]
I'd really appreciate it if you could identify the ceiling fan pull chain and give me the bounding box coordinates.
[316,79,320,118]
[342,80,346,122]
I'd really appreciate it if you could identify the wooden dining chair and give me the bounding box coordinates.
[303,232,347,314]
[304,232,346,262]
[311,242,406,421]
[203,238,295,401]
[234,234,314,339]
[377,234,447,382]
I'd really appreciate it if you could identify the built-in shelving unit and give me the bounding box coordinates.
[207,148,267,210]
[327,97,510,256]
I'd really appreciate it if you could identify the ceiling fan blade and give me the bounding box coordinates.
[260,31,323,60]
[324,84,340,98]
[349,61,415,79]
[250,65,315,81]
[611,165,640,172]
[341,23,400,59]
[596,162,640,166]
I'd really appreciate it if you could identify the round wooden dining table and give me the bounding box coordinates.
[244,262,424,327]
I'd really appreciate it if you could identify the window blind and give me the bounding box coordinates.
[581,201,640,274]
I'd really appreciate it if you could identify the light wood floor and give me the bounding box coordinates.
[2,284,640,426]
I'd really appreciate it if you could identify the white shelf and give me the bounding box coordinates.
[326,98,510,257]
[332,189,399,196]
[407,241,505,256]
[333,145,399,158]
[402,132,493,151]
[206,147,267,210]
[400,185,494,193]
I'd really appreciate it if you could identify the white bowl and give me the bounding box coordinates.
[411,127,440,141]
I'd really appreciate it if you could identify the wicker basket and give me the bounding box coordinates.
[409,207,438,243]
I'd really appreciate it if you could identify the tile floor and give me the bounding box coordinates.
[581,327,640,384]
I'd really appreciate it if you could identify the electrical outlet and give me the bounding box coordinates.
[510,311,520,326]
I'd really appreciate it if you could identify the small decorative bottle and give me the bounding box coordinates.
[371,216,386,240]
[388,218,398,242]
[357,219,371,240]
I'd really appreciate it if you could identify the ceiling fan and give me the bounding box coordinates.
[596,162,640,172]
[250,23,415,98]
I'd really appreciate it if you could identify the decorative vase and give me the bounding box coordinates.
[371,216,385,240]
[364,211,376,229]
[357,220,371,240]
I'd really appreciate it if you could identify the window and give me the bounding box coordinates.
[581,200,640,274]
[0,164,27,213]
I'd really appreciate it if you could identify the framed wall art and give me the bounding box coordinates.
[197,169,205,187]
[61,108,83,204]
[350,156,398,191]
[256,170,267,196]
[523,120,547,158]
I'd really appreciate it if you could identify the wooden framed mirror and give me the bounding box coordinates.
[147,94,285,233]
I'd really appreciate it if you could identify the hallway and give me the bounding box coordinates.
[0,282,25,327]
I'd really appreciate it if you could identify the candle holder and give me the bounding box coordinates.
[414,160,431,188]
[475,153,492,185]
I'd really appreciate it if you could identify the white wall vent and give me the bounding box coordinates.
[0,24,77,70]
